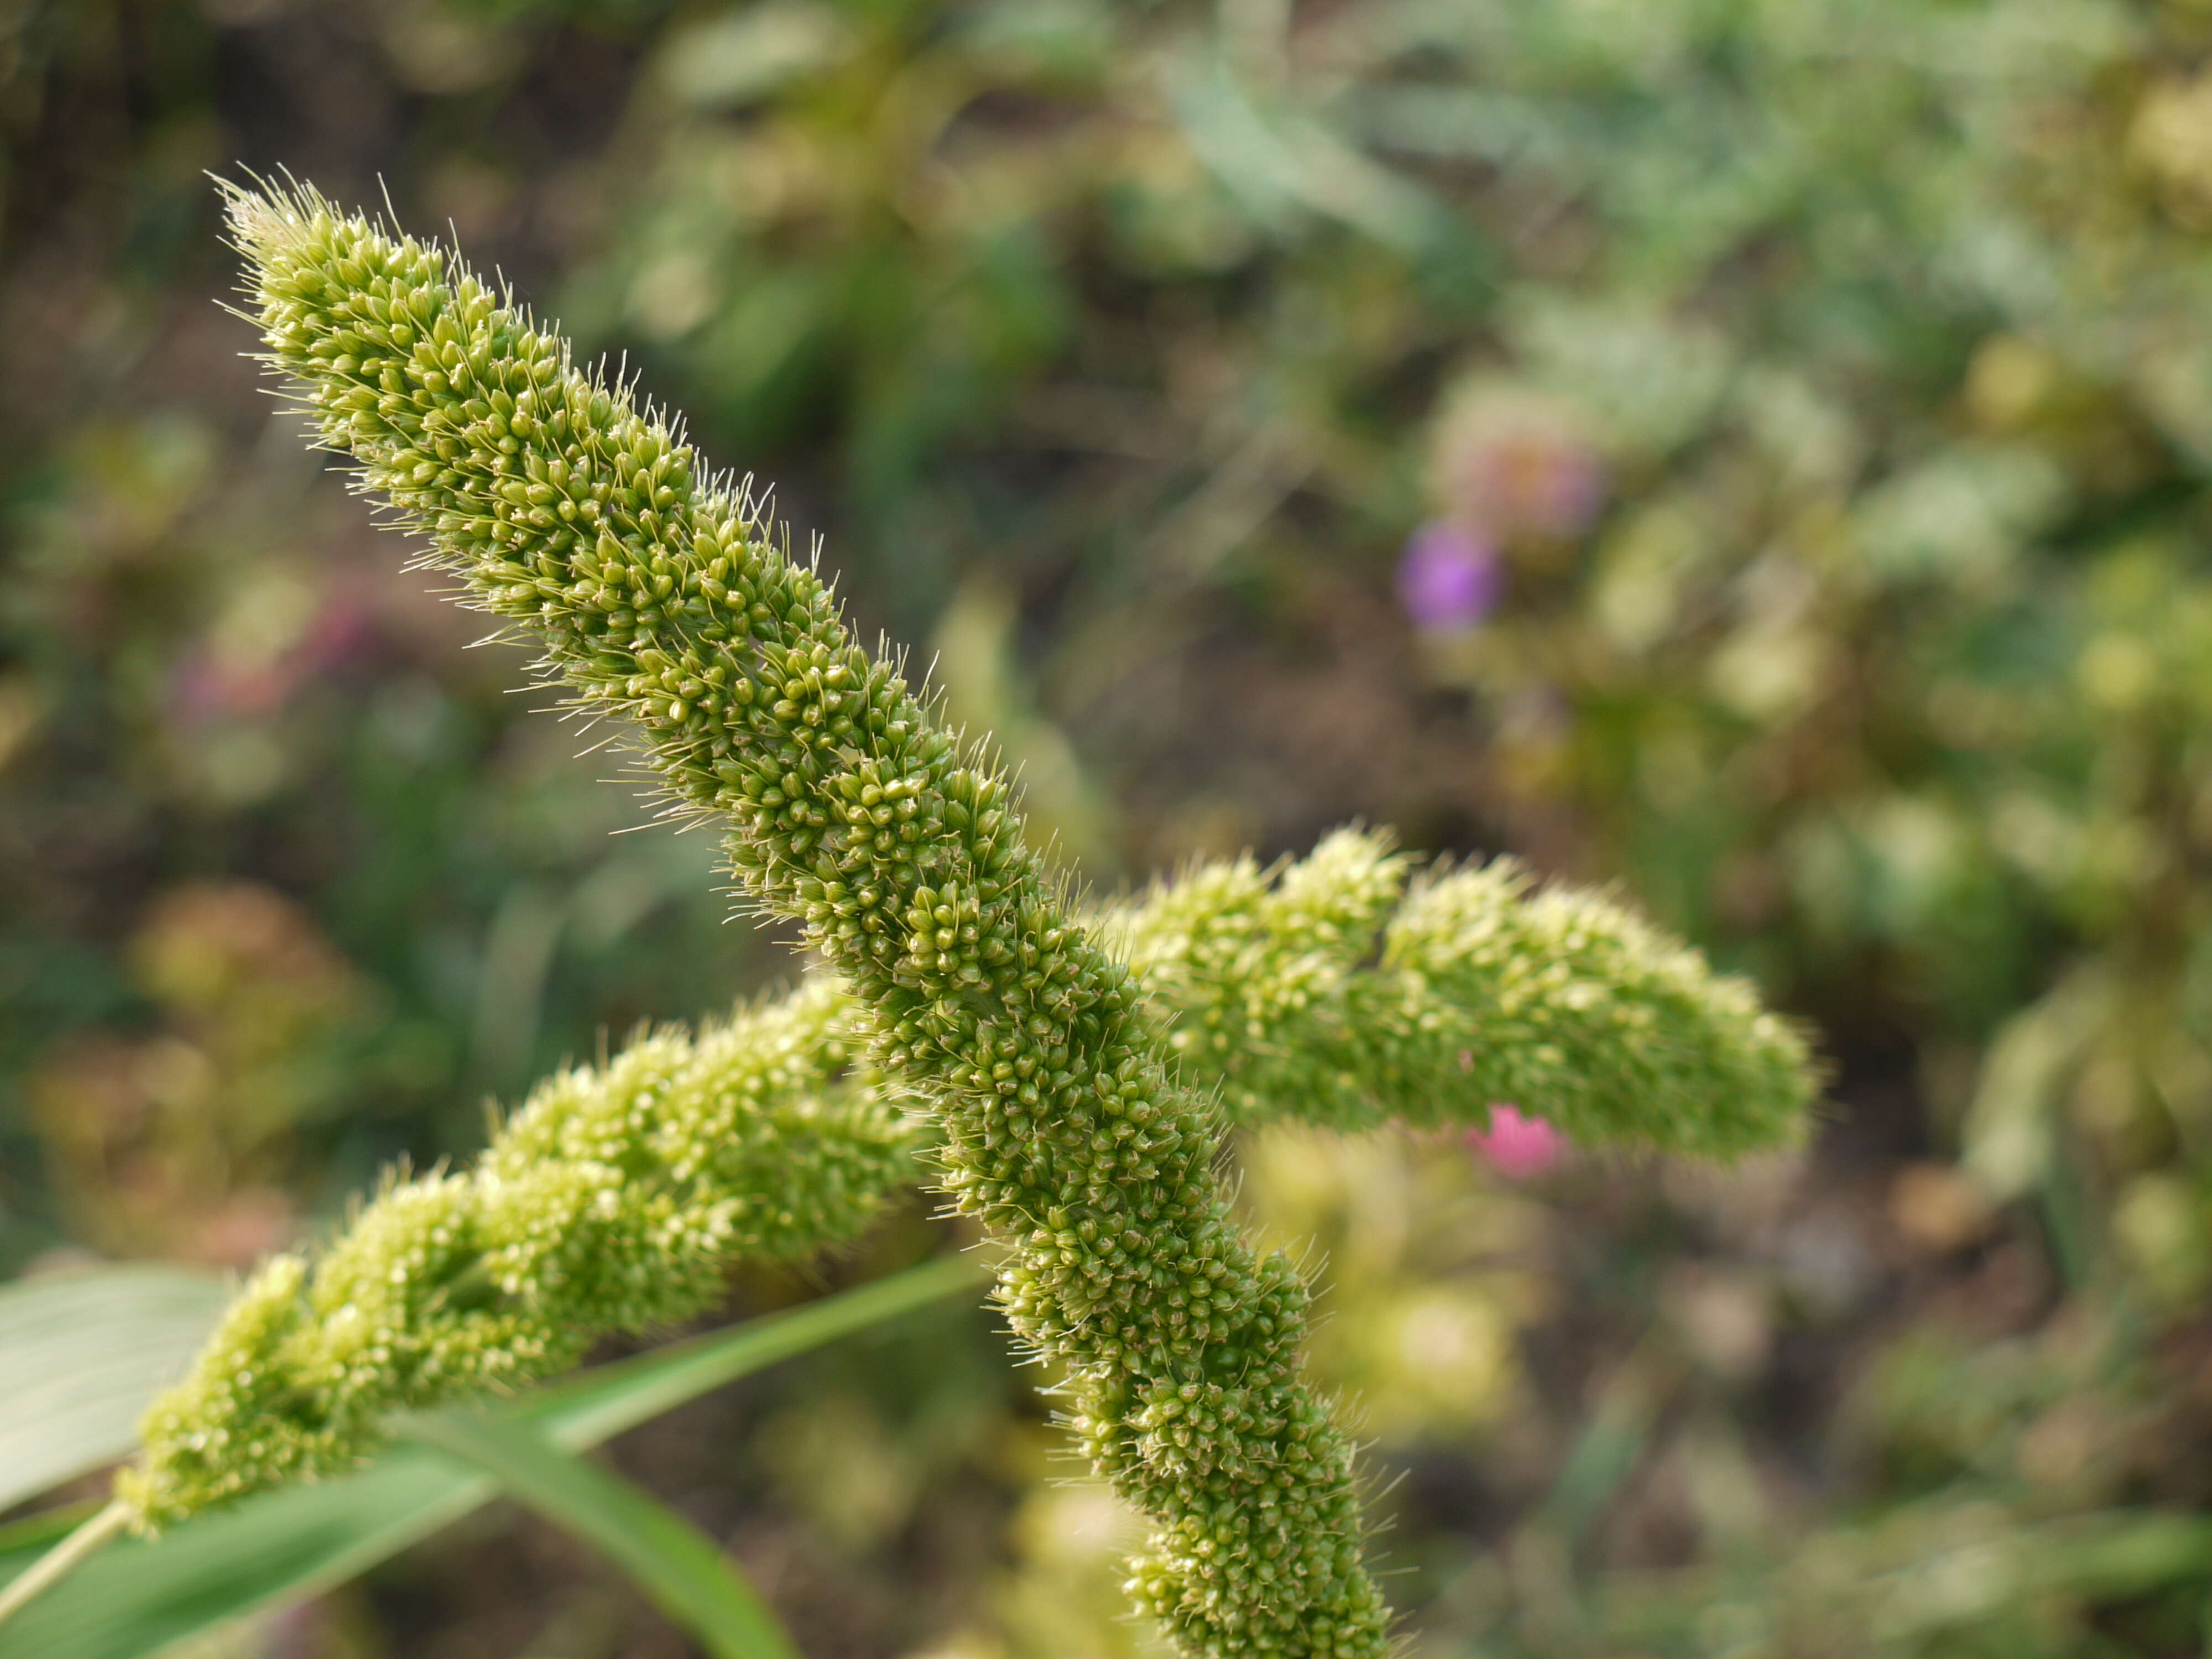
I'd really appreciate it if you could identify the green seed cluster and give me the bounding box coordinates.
[121,982,910,1528]
[1109,827,1816,1153]
[123,825,1812,1533]
[218,182,1391,1657]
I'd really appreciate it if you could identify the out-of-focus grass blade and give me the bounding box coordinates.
[1166,52,1455,257]
[0,1266,229,1513]
[400,1412,797,1659]
[1863,1507,2212,1638]
[1589,1504,2212,1647]
[0,1253,989,1659]
[1532,1344,1673,1547]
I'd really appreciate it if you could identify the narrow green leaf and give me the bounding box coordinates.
[0,1267,229,1512]
[514,1253,995,1451]
[400,1412,797,1659]
[0,1253,988,1659]
[1531,1345,1674,1547]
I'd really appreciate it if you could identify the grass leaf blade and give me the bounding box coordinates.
[400,1413,797,1659]
[0,1255,984,1659]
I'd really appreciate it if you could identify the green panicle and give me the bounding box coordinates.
[1109,826,1816,1152]
[208,179,1395,1658]
[120,985,912,1530]
[125,826,1813,1541]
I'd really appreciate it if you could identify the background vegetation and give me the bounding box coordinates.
[7,0,2212,1653]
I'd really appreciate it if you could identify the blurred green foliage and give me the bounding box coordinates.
[8,0,2212,1652]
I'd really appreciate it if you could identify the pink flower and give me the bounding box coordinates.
[1432,387,1606,541]
[1464,1104,1563,1179]
[1458,432,1604,541]
[1397,520,1503,632]
[171,588,376,724]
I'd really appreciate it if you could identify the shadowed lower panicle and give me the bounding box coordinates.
[120,982,912,1528]
[215,179,1394,1657]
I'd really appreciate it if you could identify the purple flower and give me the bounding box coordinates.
[1397,520,1503,632]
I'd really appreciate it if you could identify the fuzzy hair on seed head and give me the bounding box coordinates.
[133,176,1818,1659]
[186,175,1403,1658]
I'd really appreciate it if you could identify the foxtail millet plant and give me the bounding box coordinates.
[115,180,1817,1658]
[222,176,1396,1658]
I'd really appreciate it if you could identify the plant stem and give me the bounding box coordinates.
[0,1499,129,1632]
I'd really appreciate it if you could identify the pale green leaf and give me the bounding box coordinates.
[0,1267,229,1514]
